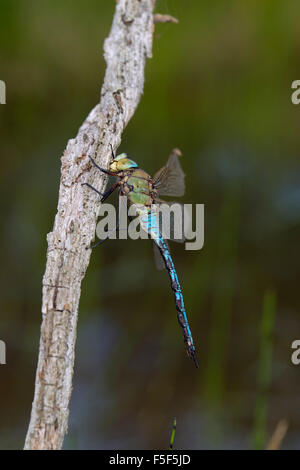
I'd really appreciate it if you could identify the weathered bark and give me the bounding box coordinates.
[24,0,156,450]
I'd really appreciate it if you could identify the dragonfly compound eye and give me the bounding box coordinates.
[118,158,138,171]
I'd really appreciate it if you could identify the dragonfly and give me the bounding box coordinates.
[83,146,198,368]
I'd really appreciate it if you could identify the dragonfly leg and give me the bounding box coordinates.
[89,220,120,249]
[101,181,119,202]
[87,182,121,249]
[82,181,119,202]
[81,183,104,198]
[89,238,107,249]
[89,156,115,176]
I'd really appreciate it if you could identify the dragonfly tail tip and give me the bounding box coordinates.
[192,352,199,369]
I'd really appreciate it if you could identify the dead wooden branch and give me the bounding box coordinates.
[24,0,156,450]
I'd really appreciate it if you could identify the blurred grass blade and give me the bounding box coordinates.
[203,184,240,406]
[253,289,277,449]
[169,418,177,450]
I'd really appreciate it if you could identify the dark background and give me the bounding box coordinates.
[0,0,300,449]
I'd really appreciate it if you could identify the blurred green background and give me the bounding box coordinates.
[1,0,300,449]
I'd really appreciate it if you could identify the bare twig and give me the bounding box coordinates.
[153,13,179,24]
[266,419,289,450]
[24,0,156,450]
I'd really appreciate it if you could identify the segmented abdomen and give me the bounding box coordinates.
[156,236,198,368]
[140,211,198,367]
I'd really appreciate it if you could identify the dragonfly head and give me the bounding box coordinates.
[109,153,138,173]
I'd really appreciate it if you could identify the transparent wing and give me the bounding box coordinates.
[153,148,185,197]
[152,200,190,243]
[152,240,168,270]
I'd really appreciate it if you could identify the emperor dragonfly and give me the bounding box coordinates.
[83,147,198,368]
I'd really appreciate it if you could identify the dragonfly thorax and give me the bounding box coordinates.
[120,168,157,206]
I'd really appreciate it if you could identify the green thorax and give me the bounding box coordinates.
[126,168,153,206]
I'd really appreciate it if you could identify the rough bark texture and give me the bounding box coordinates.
[24,0,156,450]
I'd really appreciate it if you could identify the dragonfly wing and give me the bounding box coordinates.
[152,239,170,270]
[153,200,191,243]
[153,148,185,197]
